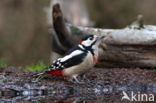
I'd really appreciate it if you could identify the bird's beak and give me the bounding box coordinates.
[96,35,106,41]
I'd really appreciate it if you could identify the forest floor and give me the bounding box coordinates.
[0,67,156,103]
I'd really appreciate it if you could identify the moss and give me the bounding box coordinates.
[0,58,7,68]
[0,58,49,71]
[25,62,48,71]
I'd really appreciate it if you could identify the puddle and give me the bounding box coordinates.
[0,68,156,103]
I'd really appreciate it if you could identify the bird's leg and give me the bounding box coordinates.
[79,74,90,83]
[67,74,84,83]
[72,75,80,83]
[82,74,89,82]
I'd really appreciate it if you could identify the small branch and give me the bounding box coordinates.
[129,14,144,29]
[137,14,144,28]
[52,4,84,55]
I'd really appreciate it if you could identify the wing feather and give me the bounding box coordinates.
[47,49,87,71]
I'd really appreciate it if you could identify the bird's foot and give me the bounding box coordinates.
[67,75,85,84]
[81,74,91,83]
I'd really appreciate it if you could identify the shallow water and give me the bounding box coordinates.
[0,80,156,103]
[0,68,156,103]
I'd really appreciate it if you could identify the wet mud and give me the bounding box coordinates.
[0,68,156,103]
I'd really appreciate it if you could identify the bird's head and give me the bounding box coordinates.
[79,34,105,47]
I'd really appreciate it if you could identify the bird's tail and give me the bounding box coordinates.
[30,68,49,82]
[31,68,47,78]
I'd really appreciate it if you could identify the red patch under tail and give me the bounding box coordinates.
[46,70,67,77]
[93,56,99,63]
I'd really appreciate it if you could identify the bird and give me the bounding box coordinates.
[35,34,106,83]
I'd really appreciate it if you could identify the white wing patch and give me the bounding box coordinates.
[78,44,85,50]
[60,50,83,62]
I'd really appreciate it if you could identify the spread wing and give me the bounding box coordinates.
[47,50,87,71]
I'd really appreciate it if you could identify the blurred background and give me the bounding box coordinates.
[0,0,156,67]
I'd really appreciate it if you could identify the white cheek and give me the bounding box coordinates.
[82,40,92,46]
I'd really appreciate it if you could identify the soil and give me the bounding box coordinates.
[0,67,156,103]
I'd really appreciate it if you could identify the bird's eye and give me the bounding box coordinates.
[89,37,93,40]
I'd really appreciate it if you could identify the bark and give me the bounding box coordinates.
[52,4,156,68]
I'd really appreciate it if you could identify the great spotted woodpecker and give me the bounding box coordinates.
[36,34,105,82]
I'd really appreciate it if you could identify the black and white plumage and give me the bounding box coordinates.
[49,46,87,71]
[37,34,106,82]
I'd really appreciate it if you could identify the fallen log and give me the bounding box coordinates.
[51,4,156,68]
